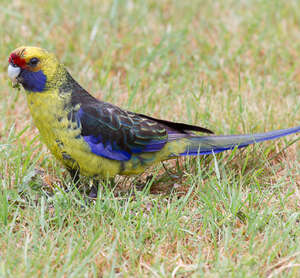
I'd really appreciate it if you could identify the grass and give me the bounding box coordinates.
[0,0,300,277]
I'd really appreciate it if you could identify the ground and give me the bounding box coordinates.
[0,0,299,277]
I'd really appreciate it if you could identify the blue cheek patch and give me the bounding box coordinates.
[21,69,47,92]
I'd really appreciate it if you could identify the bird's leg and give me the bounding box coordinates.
[134,174,154,191]
[88,180,99,199]
[161,162,179,179]
[88,178,115,199]
[68,168,80,187]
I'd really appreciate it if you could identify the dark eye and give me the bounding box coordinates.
[29,57,39,67]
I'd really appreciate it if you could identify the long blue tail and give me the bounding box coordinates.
[179,126,300,156]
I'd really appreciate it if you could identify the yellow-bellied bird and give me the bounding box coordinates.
[7,46,300,193]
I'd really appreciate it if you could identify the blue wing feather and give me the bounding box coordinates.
[83,135,131,161]
[76,106,168,161]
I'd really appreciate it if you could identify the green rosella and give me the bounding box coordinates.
[7,46,300,191]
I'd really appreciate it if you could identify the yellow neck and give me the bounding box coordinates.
[26,89,72,162]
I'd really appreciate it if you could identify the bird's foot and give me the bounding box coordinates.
[88,178,114,199]
[88,184,98,199]
[134,174,154,191]
[161,162,180,179]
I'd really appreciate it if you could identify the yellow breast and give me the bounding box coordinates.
[26,89,122,178]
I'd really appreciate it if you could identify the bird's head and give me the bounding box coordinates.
[8,46,61,93]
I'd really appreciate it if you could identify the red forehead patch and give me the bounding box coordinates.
[9,52,27,68]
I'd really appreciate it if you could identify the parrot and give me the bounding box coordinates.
[7,46,300,195]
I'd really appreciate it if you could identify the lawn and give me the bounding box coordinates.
[0,0,299,277]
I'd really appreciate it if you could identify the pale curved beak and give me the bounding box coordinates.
[8,64,21,85]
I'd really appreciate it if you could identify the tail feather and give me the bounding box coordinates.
[179,126,300,156]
